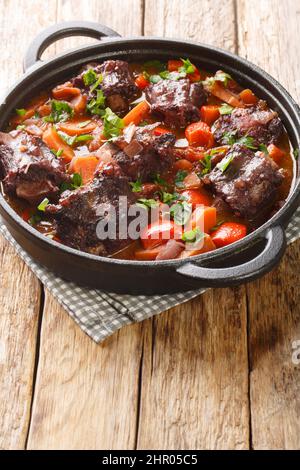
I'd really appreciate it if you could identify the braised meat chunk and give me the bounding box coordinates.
[46,164,137,255]
[112,124,176,181]
[205,144,284,218]
[73,60,138,113]
[0,131,69,203]
[145,79,207,128]
[213,100,283,146]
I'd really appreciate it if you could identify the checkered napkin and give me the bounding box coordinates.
[1,207,299,343]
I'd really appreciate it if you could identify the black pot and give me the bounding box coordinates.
[0,21,299,294]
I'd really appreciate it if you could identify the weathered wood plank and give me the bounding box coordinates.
[0,0,56,449]
[27,0,145,450]
[27,293,145,450]
[238,0,300,450]
[137,0,250,450]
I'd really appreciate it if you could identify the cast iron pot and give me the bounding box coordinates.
[0,21,299,294]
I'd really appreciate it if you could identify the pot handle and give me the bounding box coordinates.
[23,21,121,72]
[176,225,286,287]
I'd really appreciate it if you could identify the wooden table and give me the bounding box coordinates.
[0,0,299,451]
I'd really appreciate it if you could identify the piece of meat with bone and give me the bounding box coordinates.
[145,78,207,128]
[204,144,284,218]
[73,60,139,113]
[213,100,283,146]
[0,131,70,203]
[97,123,176,181]
[46,163,138,255]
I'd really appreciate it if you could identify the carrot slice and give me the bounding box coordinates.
[52,83,81,100]
[200,105,220,126]
[42,127,74,162]
[211,222,247,247]
[123,101,150,126]
[69,155,99,185]
[11,93,49,125]
[180,234,216,258]
[185,121,215,148]
[57,119,97,136]
[71,94,87,114]
[174,159,193,171]
[267,144,285,164]
[191,206,217,233]
[239,88,258,105]
[181,189,212,208]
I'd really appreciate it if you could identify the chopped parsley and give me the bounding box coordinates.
[60,172,83,192]
[87,89,106,115]
[217,152,237,172]
[222,131,257,150]
[178,58,195,75]
[293,148,299,160]
[102,107,124,139]
[83,68,98,86]
[57,131,93,146]
[219,103,233,115]
[16,124,26,130]
[162,192,178,204]
[159,70,186,81]
[43,100,74,123]
[37,198,49,212]
[170,201,192,225]
[130,179,142,193]
[51,148,63,158]
[28,213,41,226]
[182,227,204,243]
[175,170,188,188]
[199,153,212,175]
[258,144,269,155]
[149,74,162,84]
[16,108,26,117]
[136,198,159,209]
[153,173,168,188]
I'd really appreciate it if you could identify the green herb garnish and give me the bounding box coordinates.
[175,170,188,188]
[28,213,41,226]
[293,148,299,160]
[219,103,234,115]
[199,153,212,175]
[153,173,168,188]
[102,107,124,139]
[238,135,257,150]
[159,70,186,81]
[130,179,142,193]
[51,148,63,158]
[170,201,192,225]
[87,89,106,115]
[57,131,93,146]
[149,74,162,84]
[182,227,204,243]
[83,68,98,86]
[217,152,237,172]
[162,192,178,204]
[37,198,49,212]
[43,100,74,123]
[16,124,26,130]
[258,144,269,155]
[178,58,195,75]
[203,71,233,88]
[136,198,159,209]
[222,131,257,150]
[16,108,26,117]
[60,173,83,192]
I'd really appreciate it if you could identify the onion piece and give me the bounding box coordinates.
[124,139,143,157]
[123,123,136,143]
[156,239,185,260]
[183,171,201,189]
[174,138,189,148]
[96,142,118,164]
[26,125,43,137]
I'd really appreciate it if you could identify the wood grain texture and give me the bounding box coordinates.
[137,0,250,450]
[27,293,144,450]
[26,0,145,450]
[0,0,56,449]
[238,0,300,450]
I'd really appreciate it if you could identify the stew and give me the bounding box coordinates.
[0,58,296,261]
